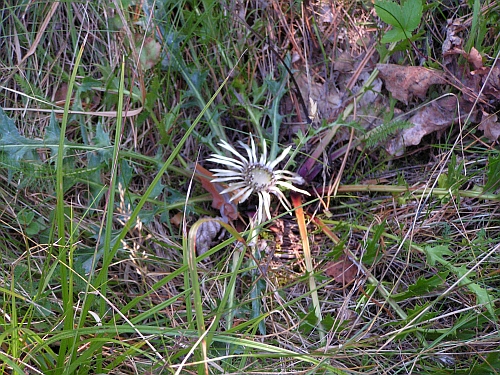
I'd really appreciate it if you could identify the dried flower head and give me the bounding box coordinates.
[208,136,309,224]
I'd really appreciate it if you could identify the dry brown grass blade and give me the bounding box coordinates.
[310,216,341,245]
[18,1,60,66]
[290,191,324,341]
[112,0,146,103]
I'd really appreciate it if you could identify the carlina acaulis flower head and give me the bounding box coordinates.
[208,135,310,224]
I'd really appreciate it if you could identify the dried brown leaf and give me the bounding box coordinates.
[442,19,464,56]
[334,51,355,73]
[377,64,447,104]
[480,66,500,100]
[479,111,500,142]
[170,212,183,227]
[325,254,357,285]
[294,72,344,120]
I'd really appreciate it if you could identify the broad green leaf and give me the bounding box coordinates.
[381,28,407,43]
[401,0,423,32]
[375,0,404,28]
[26,220,42,236]
[18,210,35,227]
[375,0,423,43]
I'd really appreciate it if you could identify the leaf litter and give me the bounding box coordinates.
[292,11,500,162]
[379,46,500,155]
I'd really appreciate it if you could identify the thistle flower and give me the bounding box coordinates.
[208,135,310,224]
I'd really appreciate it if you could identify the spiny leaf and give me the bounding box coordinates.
[451,264,495,317]
[422,245,453,266]
[0,108,70,164]
[92,122,112,165]
[423,245,495,318]
[405,303,439,322]
[393,271,449,301]
[0,107,37,163]
[44,112,63,158]
[483,154,500,194]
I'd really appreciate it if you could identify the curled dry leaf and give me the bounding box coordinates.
[375,39,500,153]
[325,254,357,285]
[467,47,483,70]
[377,64,447,104]
[334,51,355,73]
[442,18,464,56]
[170,212,183,227]
[479,111,500,142]
[294,72,344,120]
[195,219,225,256]
[476,66,500,100]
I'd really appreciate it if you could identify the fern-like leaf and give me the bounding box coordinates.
[363,119,412,148]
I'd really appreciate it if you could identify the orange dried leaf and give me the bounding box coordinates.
[170,212,183,227]
[195,164,238,221]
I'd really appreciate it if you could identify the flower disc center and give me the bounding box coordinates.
[247,164,274,191]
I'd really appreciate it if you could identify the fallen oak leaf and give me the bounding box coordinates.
[377,64,447,104]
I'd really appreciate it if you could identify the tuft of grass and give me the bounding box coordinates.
[0,0,499,374]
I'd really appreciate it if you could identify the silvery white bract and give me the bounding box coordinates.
[208,135,310,225]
